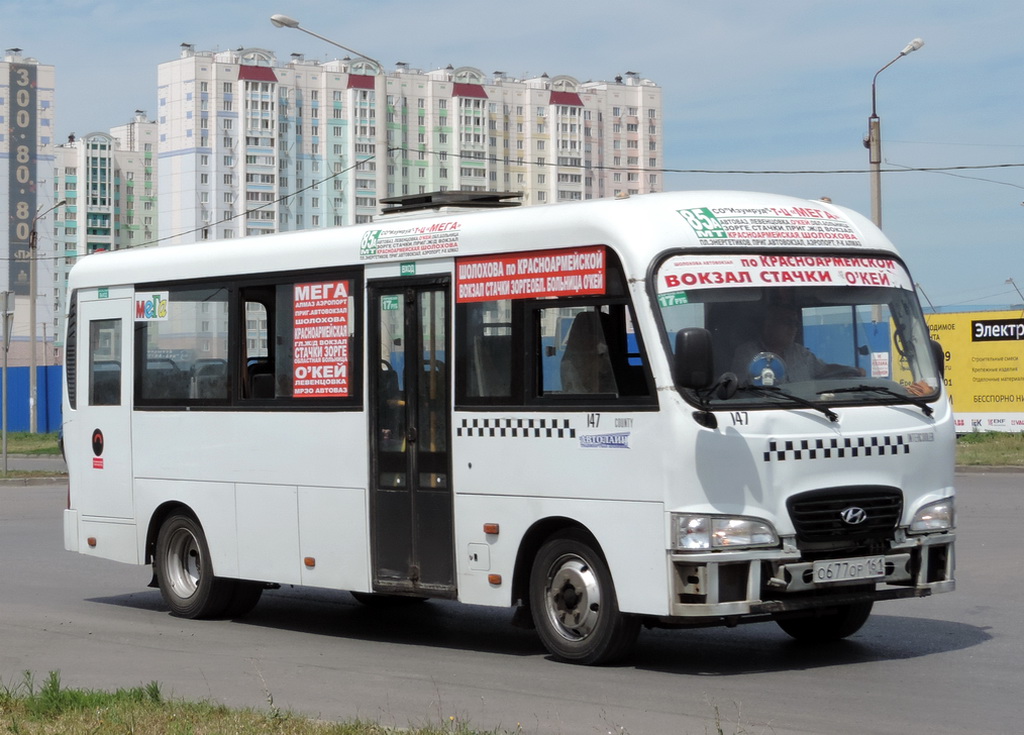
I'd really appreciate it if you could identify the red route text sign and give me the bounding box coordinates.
[456,246,607,303]
[657,254,912,293]
[293,280,351,397]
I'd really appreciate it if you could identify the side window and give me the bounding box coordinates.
[66,295,78,410]
[460,300,513,400]
[89,318,122,406]
[136,287,229,404]
[132,271,362,409]
[538,303,650,399]
[241,277,355,401]
[455,246,654,406]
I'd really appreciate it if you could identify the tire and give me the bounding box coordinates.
[776,601,874,643]
[529,529,639,665]
[222,580,264,619]
[154,512,235,619]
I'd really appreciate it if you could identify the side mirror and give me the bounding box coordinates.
[674,327,715,390]
[930,339,945,380]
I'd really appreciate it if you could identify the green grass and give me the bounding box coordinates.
[0,671,516,735]
[956,431,1024,467]
[4,432,62,456]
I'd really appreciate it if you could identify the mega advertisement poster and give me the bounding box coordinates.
[926,310,1024,432]
[293,280,351,397]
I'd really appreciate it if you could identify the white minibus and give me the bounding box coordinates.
[63,190,955,664]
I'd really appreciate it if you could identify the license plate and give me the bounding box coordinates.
[812,556,885,583]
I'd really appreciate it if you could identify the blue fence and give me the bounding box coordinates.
[2,366,63,433]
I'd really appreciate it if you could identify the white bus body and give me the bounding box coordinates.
[62,191,955,664]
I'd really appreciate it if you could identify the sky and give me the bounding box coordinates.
[5,0,1023,311]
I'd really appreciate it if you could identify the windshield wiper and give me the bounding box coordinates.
[817,385,934,417]
[735,385,839,422]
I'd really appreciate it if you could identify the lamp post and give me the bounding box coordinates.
[28,199,65,433]
[915,282,936,313]
[865,38,924,229]
[1007,278,1024,315]
[269,14,383,69]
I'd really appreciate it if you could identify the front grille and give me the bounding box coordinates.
[787,486,902,545]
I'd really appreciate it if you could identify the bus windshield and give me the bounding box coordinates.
[655,253,941,406]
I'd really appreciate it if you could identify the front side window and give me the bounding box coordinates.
[455,246,654,407]
[655,253,941,409]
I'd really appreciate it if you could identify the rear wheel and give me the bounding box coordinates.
[776,601,874,642]
[155,512,235,619]
[529,530,639,665]
[222,581,264,619]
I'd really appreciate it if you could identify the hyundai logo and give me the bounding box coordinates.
[840,506,868,525]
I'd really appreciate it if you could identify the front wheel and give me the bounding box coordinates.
[775,601,874,642]
[529,530,639,665]
[155,512,236,619]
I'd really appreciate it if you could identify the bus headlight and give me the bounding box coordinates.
[909,498,955,533]
[672,514,778,550]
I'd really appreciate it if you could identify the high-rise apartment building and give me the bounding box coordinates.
[51,111,159,342]
[1,48,59,367]
[157,45,662,244]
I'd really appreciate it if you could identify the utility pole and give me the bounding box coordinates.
[28,199,65,433]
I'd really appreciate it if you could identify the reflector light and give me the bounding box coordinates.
[487,574,502,585]
[483,523,500,535]
[87,537,97,547]
[303,556,316,567]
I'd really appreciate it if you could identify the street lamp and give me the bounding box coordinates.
[865,38,924,229]
[270,14,383,70]
[28,198,66,433]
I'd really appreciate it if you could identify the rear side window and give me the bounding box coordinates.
[135,287,229,405]
[133,270,362,409]
[65,295,77,410]
[89,319,122,406]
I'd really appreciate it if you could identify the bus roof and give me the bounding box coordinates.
[68,190,897,291]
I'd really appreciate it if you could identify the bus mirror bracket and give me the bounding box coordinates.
[930,339,945,380]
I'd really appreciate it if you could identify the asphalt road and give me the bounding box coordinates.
[1,472,1019,735]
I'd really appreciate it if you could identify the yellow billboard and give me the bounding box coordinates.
[926,310,1024,432]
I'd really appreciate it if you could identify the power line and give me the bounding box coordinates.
[18,148,1024,263]
[387,145,1024,177]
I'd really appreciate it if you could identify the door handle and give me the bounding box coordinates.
[406,426,418,443]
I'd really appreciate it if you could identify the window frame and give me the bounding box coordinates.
[454,246,657,410]
[133,266,364,411]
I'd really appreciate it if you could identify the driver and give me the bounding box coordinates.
[732,303,863,384]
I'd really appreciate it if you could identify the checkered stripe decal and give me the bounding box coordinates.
[764,435,910,462]
[457,418,576,439]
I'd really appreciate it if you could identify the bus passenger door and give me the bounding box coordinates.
[369,280,454,597]
[71,296,134,519]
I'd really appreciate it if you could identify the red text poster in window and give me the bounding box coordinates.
[456,245,606,303]
[293,280,351,397]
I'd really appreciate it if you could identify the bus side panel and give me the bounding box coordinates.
[236,484,302,585]
[298,486,371,591]
[453,495,668,615]
[131,412,368,488]
[135,478,239,578]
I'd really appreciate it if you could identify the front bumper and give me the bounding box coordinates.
[658,530,954,625]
